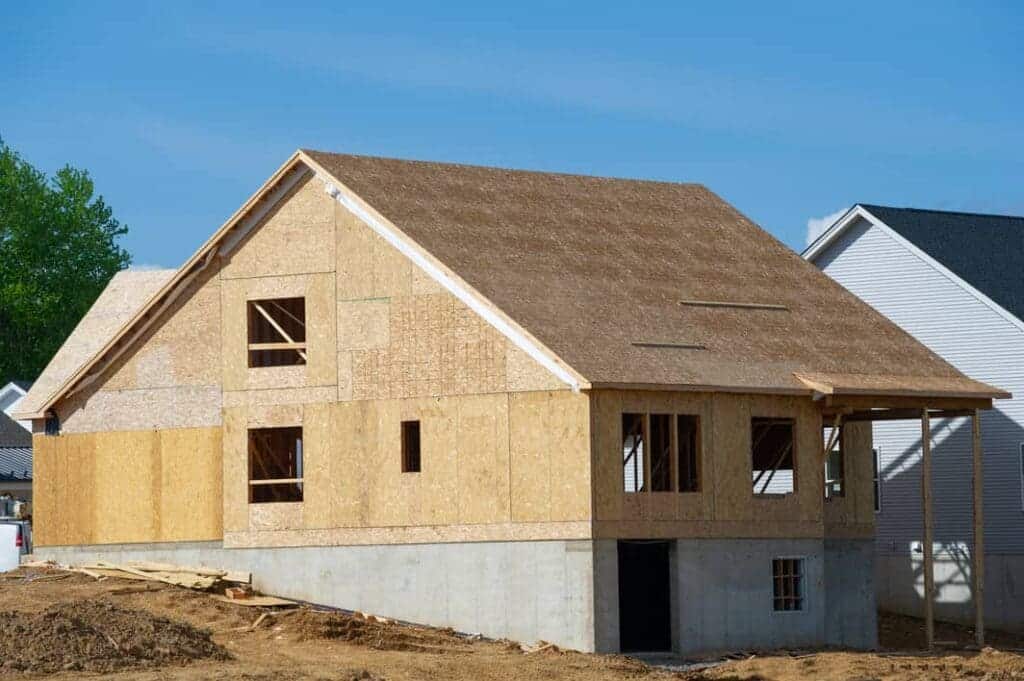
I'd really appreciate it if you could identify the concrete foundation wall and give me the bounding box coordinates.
[34,538,599,651]
[824,538,878,649]
[876,550,1024,632]
[673,538,826,654]
[592,537,877,656]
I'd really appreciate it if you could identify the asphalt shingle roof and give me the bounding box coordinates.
[0,447,31,481]
[0,412,30,448]
[861,204,1024,323]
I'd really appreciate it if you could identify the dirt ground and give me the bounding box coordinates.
[2,566,1023,680]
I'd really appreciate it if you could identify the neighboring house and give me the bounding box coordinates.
[805,204,1024,632]
[0,411,32,501]
[0,381,32,432]
[14,152,1006,654]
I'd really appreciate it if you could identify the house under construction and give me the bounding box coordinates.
[17,150,1007,654]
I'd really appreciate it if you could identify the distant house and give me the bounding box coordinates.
[805,204,1024,632]
[0,381,32,432]
[0,410,32,501]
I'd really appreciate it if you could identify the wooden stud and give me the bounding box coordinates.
[921,408,935,650]
[251,302,308,361]
[972,409,985,648]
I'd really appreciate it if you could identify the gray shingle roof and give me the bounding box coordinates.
[861,204,1024,323]
[0,412,30,448]
[0,447,31,481]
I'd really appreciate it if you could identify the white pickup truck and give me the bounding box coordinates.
[0,524,18,572]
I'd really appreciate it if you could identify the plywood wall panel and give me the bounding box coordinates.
[159,428,223,541]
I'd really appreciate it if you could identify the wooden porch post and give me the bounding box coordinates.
[972,409,986,647]
[921,408,935,649]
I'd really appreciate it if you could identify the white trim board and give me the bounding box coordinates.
[802,204,1024,337]
[313,170,584,392]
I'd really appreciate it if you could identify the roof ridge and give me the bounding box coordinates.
[860,203,1024,222]
[301,148,707,190]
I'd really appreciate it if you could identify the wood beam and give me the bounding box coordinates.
[921,408,935,650]
[825,395,993,412]
[972,409,986,648]
[841,408,976,422]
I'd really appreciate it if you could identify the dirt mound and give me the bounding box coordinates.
[0,599,230,674]
[284,609,469,653]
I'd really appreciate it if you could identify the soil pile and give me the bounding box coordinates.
[0,599,230,674]
[285,610,469,653]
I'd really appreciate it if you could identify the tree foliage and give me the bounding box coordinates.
[0,139,131,383]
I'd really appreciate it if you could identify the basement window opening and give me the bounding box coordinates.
[678,415,700,492]
[623,413,645,493]
[402,420,421,473]
[248,426,303,503]
[752,417,796,496]
[772,558,804,611]
[649,414,672,492]
[247,297,307,367]
[824,425,845,499]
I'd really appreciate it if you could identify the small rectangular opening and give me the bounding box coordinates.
[677,415,700,492]
[402,420,421,473]
[622,413,645,493]
[752,417,796,496]
[649,414,672,492]
[247,297,307,367]
[824,425,845,499]
[873,447,882,513]
[772,558,805,611]
[248,426,303,503]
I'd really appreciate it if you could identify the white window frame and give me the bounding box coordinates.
[1019,443,1024,512]
[873,447,882,514]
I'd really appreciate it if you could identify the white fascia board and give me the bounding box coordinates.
[800,204,859,261]
[316,175,584,392]
[805,204,1024,336]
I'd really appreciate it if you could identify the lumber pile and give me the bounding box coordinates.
[22,559,251,590]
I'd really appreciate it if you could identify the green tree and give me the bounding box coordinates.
[0,139,131,383]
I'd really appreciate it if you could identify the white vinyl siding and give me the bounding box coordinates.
[814,216,1024,555]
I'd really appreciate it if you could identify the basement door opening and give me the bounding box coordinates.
[617,539,673,653]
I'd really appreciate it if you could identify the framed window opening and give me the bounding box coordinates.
[248,426,303,503]
[622,413,646,493]
[824,425,844,499]
[622,412,702,494]
[402,420,421,473]
[772,557,805,612]
[247,297,307,367]
[677,415,701,492]
[752,417,796,496]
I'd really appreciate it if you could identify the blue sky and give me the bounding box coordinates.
[3,2,1022,267]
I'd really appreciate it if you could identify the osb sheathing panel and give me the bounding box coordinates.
[224,391,591,546]
[32,428,222,547]
[824,420,875,535]
[58,386,222,434]
[57,269,223,435]
[334,198,568,399]
[220,272,337,393]
[104,271,222,391]
[590,389,826,538]
[221,175,335,280]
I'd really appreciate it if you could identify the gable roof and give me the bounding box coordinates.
[17,152,1006,417]
[857,204,1024,323]
[305,151,1002,398]
[0,412,30,448]
[16,269,176,418]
